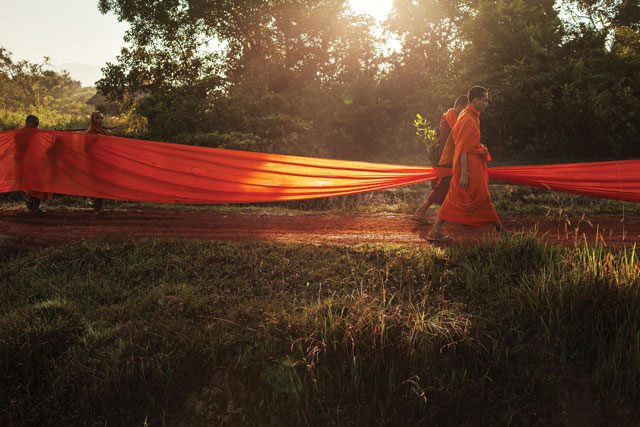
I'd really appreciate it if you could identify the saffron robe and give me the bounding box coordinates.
[426,109,459,205]
[436,105,499,227]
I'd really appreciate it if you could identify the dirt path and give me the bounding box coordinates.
[1,208,638,248]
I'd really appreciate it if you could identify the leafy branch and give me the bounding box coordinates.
[413,113,439,164]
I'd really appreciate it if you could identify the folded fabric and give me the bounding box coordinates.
[2,129,639,204]
[0,129,445,203]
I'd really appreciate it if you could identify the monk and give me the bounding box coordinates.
[86,111,110,214]
[22,115,51,213]
[427,86,507,240]
[415,95,469,222]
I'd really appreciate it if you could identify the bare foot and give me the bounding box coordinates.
[496,225,510,235]
[410,214,430,224]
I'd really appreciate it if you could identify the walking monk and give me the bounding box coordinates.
[22,115,52,213]
[86,111,110,214]
[415,95,468,222]
[427,86,507,240]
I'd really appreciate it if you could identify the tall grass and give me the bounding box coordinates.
[1,235,639,425]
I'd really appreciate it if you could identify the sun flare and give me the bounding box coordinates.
[348,0,393,21]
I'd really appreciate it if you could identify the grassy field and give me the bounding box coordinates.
[1,231,639,425]
[3,182,640,218]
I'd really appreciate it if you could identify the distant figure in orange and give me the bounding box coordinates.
[86,111,110,214]
[22,115,51,213]
[427,86,507,240]
[414,95,468,222]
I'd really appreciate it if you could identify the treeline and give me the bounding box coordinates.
[0,48,96,130]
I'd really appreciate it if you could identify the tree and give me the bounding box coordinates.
[381,0,472,159]
[455,1,569,156]
[97,0,400,159]
[0,48,94,130]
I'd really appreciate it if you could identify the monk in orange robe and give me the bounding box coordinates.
[86,111,110,213]
[428,86,507,240]
[22,115,52,213]
[415,95,468,222]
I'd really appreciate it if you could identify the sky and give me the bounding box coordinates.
[1,0,128,86]
[0,0,393,87]
[349,0,393,21]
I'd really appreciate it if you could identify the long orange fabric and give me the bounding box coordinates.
[489,161,640,202]
[437,109,458,167]
[0,129,446,203]
[437,105,499,227]
[2,128,640,205]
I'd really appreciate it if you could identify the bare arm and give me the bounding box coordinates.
[459,152,469,188]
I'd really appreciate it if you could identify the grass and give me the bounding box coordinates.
[1,234,640,425]
[3,181,640,218]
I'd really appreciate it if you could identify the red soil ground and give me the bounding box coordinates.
[1,207,638,248]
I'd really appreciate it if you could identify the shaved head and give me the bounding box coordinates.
[25,115,39,128]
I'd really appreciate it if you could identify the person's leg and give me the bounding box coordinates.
[417,177,450,219]
[415,199,432,218]
[89,197,103,213]
[25,195,42,213]
[493,220,508,234]
[427,220,445,239]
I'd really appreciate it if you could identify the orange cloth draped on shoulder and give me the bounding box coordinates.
[437,108,460,167]
[423,108,459,206]
[444,108,457,130]
[436,105,499,227]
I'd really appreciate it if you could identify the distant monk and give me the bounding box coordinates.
[22,115,51,213]
[428,86,507,240]
[415,95,468,222]
[86,111,110,214]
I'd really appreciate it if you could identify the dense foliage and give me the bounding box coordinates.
[92,0,640,161]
